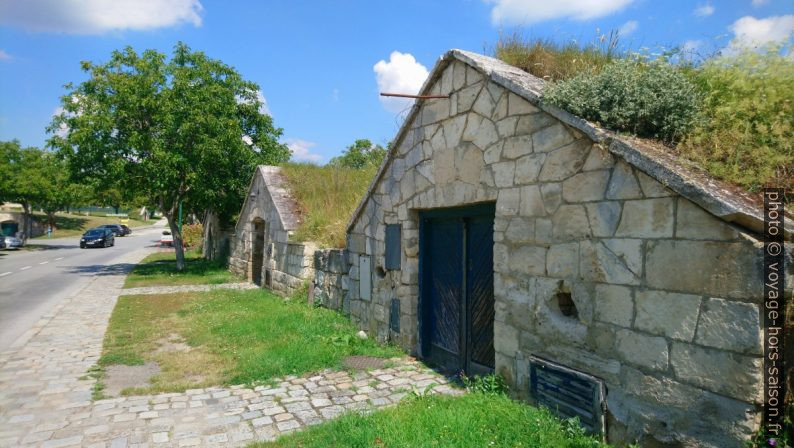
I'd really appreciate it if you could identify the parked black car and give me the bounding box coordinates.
[80,228,115,248]
[98,224,128,236]
[120,224,132,235]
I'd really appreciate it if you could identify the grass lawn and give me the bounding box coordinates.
[30,211,149,239]
[123,251,239,288]
[98,288,403,394]
[253,392,608,448]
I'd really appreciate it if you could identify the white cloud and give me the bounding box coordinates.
[286,139,323,163]
[752,0,769,6]
[729,15,794,48]
[373,51,429,114]
[618,20,638,36]
[255,91,270,116]
[331,88,339,102]
[683,40,703,51]
[694,4,715,17]
[0,0,203,34]
[52,106,69,138]
[0,49,10,60]
[487,0,635,25]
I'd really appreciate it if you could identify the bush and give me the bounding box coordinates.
[678,46,793,195]
[181,223,203,250]
[544,56,701,144]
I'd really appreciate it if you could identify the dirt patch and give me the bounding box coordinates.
[343,356,387,370]
[154,333,192,354]
[103,362,161,397]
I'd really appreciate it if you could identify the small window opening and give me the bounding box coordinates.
[557,291,578,318]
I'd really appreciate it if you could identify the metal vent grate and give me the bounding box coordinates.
[529,355,606,435]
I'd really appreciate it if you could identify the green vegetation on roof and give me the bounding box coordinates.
[496,35,793,198]
[281,162,379,248]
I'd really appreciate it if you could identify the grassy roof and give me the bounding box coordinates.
[495,35,793,199]
[280,163,377,248]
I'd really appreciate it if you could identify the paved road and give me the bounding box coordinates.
[0,221,167,350]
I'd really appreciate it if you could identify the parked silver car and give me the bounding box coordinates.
[3,235,24,249]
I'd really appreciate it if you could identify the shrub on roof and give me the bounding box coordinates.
[543,56,701,144]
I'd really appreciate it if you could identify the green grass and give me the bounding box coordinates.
[98,288,403,393]
[253,392,608,448]
[494,31,620,82]
[280,163,378,248]
[30,211,148,239]
[123,250,238,288]
[495,35,793,200]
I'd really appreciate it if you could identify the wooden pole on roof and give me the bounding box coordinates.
[380,92,449,99]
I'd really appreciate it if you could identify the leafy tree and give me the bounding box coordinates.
[329,139,387,169]
[0,141,71,237]
[49,43,290,270]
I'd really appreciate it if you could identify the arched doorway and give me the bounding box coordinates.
[251,219,265,285]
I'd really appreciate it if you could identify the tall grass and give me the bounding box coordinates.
[494,31,620,82]
[495,35,793,199]
[281,162,378,248]
[677,46,793,195]
[255,392,607,448]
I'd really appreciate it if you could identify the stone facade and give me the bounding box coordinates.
[333,50,794,447]
[202,210,233,262]
[310,249,350,311]
[229,166,316,296]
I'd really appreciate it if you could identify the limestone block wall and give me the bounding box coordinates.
[310,249,350,311]
[342,57,794,447]
[202,211,232,262]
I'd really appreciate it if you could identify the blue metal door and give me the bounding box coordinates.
[419,204,495,375]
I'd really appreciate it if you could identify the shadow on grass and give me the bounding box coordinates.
[34,214,90,231]
[132,258,229,278]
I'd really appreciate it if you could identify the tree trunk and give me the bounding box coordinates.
[21,202,32,240]
[166,213,186,271]
[46,212,56,230]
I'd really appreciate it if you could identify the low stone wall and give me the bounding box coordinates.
[310,249,350,312]
[269,241,316,296]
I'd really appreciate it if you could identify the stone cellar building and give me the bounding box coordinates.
[229,165,316,296]
[333,50,794,446]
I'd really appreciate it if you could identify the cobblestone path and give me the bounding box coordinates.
[122,283,257,296]
[0,250,456,447]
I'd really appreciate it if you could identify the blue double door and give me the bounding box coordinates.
[419,203,495,376]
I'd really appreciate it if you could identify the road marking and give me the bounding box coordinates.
[20,266,32,271]
[39,261,48,265]
[54,257,64,261]
[0,272,10,277]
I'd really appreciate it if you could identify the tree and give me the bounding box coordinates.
[0,141,80,236]
[328,139,387,169]
[49,43,290,270]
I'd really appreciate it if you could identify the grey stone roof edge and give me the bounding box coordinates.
[235,165,302,233]
[347,49,793,240]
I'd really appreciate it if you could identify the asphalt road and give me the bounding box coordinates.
[0,221,167,351]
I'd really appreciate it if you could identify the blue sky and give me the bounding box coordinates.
[1,0,792,163]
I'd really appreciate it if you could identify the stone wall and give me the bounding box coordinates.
[202,211,232,262]
[310,249,350,311]
[341,55,793,447]
[228,166,312,297]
